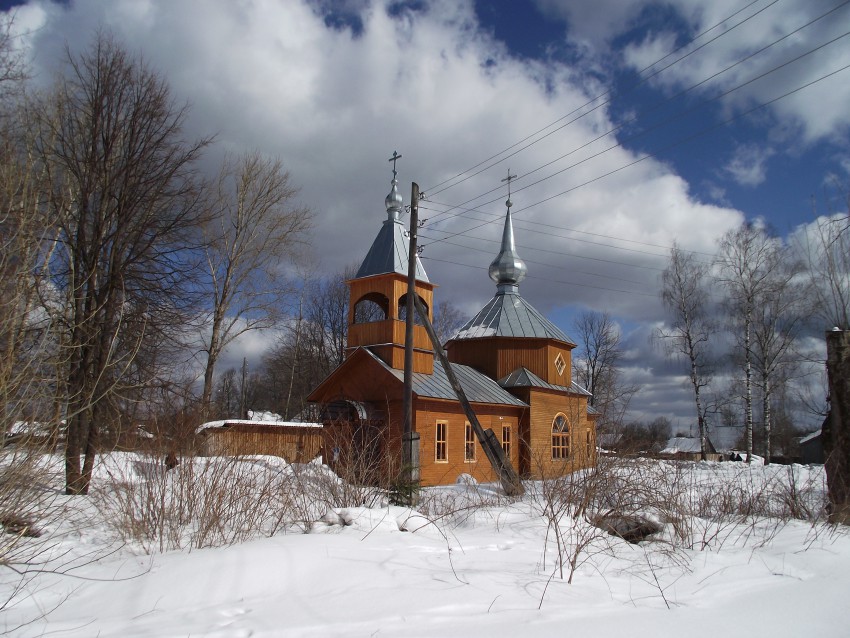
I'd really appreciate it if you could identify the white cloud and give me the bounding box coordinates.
[9,0,755,415]
[723,143,774,186]
[615,0,850,146]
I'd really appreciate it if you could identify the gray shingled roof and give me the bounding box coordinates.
[362,348,527,407]
[355,218,429,282]
[450,290,575,344]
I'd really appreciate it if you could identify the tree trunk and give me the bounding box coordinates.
[687,332,708,461]
[825,329,850,524]
[763,372,772,464]
[744,315,753,463]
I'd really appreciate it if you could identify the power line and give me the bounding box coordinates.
[420,206,676,259]
[421,256,660,298]
[420,228,668,270]
[425,0,850,223]
[421,201,700,259]
[419,233,657,284]
[423,0,783,197]
[420,57,850,251]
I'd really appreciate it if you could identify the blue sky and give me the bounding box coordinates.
[5,0,847,432]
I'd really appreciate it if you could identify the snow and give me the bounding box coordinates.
[2,455,848,637]
[660,437,703,454]
[196,418,323,434]
[799,429,822,444]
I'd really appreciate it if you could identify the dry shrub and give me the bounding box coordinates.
[415,474,515,529]
[0,441,63,566]
[95,451,299,552]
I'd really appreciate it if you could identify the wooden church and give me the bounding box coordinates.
[307,162,597,486]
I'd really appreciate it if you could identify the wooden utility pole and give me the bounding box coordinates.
[402,179,420,489]
[825,329,850,524]
[413,295,524,496]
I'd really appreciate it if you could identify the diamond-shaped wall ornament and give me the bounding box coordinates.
[554,353,566,377]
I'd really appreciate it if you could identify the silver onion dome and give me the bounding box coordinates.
[385,176,403,221]
[488,197,527,289]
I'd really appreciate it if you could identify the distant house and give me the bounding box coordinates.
[799,428,824,464]
[197,418,323,463]
[660,436,720,461]
[3,420,64,449]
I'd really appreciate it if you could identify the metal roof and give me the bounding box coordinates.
[498,366,596,417]
[355,217,429,281]
[362,348,527,407]
[450,290,575,344]
[498,367,592,397]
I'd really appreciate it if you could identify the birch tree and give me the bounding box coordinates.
[715,223,775,463]
[199,151,312,418]
[751,246,803,463]
[658,244,715,460]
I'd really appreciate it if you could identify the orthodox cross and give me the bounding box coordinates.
[388,150,402,177]
[502,169,517,203]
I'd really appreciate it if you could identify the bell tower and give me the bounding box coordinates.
[346,153,435,374]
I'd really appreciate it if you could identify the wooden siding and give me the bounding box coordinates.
[348,274,434,323]
[308,350,402,405]
[201,425,323,463]
[414,398,525,487]
[347,272,435,374]
[524,388,595,478]
[543,343,573,385]
[447,337,574,384]
[347,320,432,352]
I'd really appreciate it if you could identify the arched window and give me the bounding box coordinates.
[398,294,428,325]
[353,293,388,323]
[552,414,570,460]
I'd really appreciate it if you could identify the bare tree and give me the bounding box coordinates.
[657,244,715,460]
[32,33,209,494]
[798,213,850,331]
[257,267,351,419]
[199,151,312,418]
[715,223,776,463]
[751,246,804,463]
[797,202,850,522]
[433,300,467,345]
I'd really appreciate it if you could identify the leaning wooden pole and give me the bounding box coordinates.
[413,295,524,496]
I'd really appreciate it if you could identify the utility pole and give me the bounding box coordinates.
[401,163,421,497]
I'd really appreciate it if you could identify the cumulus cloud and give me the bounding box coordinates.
[9,0,761,420]
[615,0,850,146]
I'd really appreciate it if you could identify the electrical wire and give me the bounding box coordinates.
[420,58,850,251]
[423,0,780,197]
[422,5,850,231]
[420,256,660,297]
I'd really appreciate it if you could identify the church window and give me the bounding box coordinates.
[554,352,566,377]
[552,414,570,460]
[502,425,512,458]
[465,422,476,462]
[586,430,593,458]
[435,421,448,462]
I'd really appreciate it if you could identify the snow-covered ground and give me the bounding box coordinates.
[2,454,847,637]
